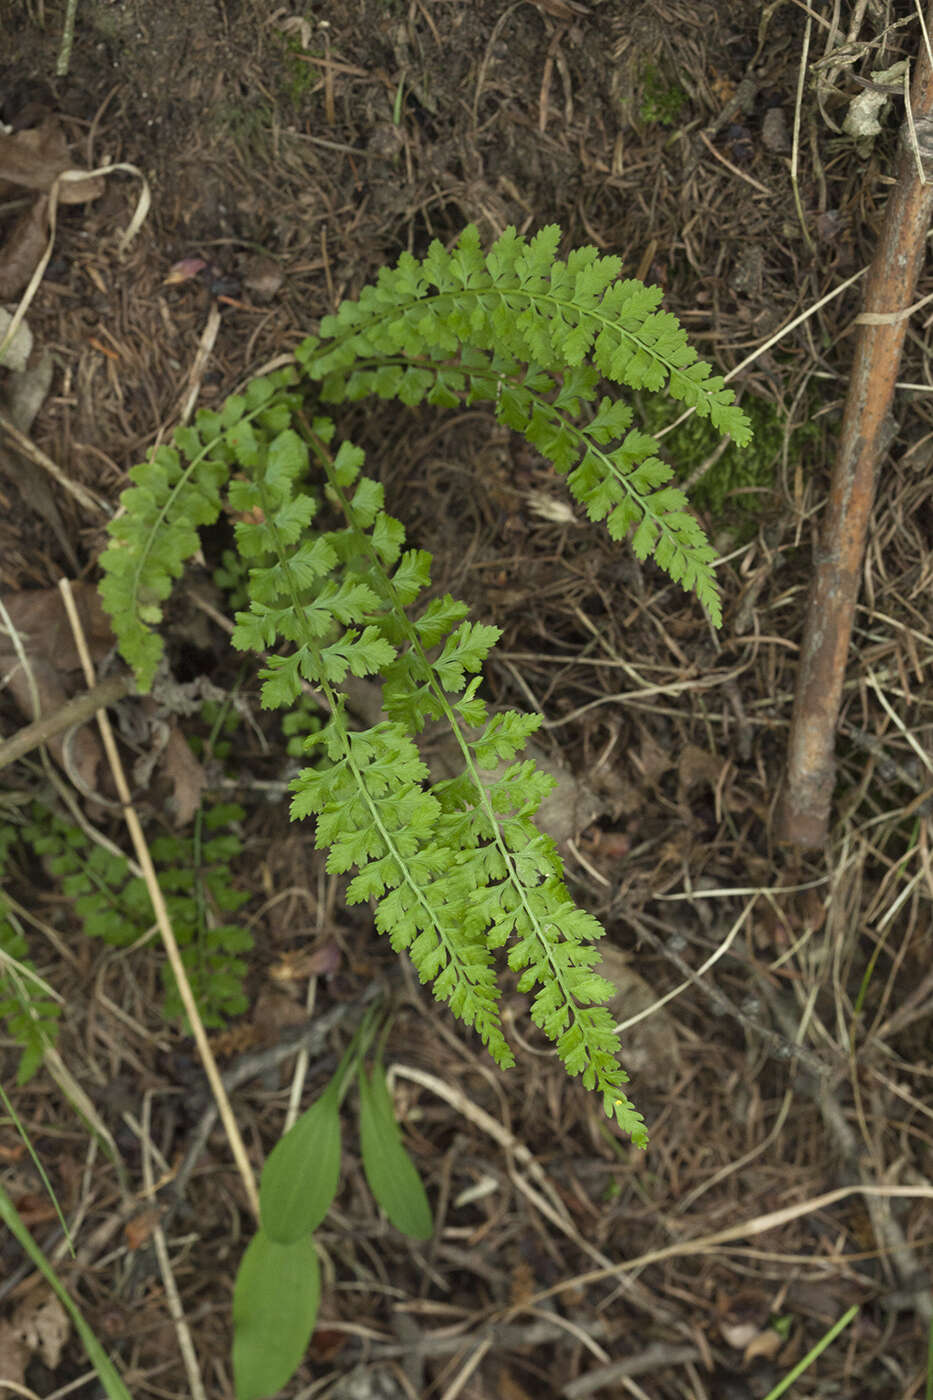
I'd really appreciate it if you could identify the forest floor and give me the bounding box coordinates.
[1,2,932,1398]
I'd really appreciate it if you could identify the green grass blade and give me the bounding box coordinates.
[0,1181,131,1400]
[760,1305,858,1400]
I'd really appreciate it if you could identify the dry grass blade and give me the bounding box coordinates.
[56,578,260,1220]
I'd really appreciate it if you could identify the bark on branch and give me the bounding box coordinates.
[777,23,933,849]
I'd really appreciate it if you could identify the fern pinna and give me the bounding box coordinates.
[99,225,752,1147]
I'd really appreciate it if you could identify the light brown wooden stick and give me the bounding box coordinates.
[0,671,133,772]
[778,18,933,848]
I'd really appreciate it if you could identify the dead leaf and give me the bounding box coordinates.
[716,1287,772,1351]
[744,1328,784,1363]
[4,349,53,432]
[163,256,207,285]
[209,1022,264,1059]
[594,943,680,1087]
[11,1192,58,1226]
[0,352,76,566]
[0,194,49,299]
[159,723,208,826]
[8,1284,70,1369]
[125,1209,160,1251]
[0,307,33,371]
[0,1321,28,1388]
[242,255,283,300]
[0,119,104,202]
[677,743,726,800]
[306,1328,349,1364]
[270,939,342,984]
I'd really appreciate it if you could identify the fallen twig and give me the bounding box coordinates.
[778,13,933,848]
[0,671,133,772]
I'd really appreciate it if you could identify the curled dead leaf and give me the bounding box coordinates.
[0,119,104,202]
[8,1284,70,1370]
[0,194,49,299]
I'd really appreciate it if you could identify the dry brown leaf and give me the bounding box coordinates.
[159,722,208,826]
[125,1208,160,1251]
[0,193,49,298]
[8,1284,70,1369]
[243,254,284,300]
[677,743,726,798]
[0,1320,28,1389]
[4,348,53,432]
[744,1327,784,1363]
[269,939,342,984]
[0,119,104,202]
[0,352,75,565]
[594,943,680,1087]
[0,307,33,370]
[163,256,207,285]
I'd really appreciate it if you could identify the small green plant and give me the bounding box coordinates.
[234,1010,432,1400]
[0,825,62,1085]
[98,223,752,1157]
[639,62,687,127]
[0,800,252,1076]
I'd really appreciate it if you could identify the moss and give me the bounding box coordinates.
[634,388,827,542]
[639,63,687,128]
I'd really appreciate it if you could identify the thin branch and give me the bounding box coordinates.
[0,672,133,772]
[778,8,933,847]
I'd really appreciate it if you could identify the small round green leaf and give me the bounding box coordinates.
[232,1230,320,1400]
[358,1063,433,1240]
[260,1086,341,1244]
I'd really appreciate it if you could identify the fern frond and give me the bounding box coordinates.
[292,423,645,1144]
[296,227,749,625]
[21,803,252,1029]
[95,224,752,1147]
[296,222,752,446]
[0,905,62,1085]
[99,371,302,691]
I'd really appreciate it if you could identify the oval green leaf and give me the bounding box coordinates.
[232,1229,320,1400]
[260,1085,341,1244]
[358,1063,433,1241]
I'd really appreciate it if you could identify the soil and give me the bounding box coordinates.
[1,2,931,1399]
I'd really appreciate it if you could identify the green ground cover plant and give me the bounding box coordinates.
[97,222,752,1158]
[235,1007,433,1400]
[0,798,251,1082]
[2,200,756,1400]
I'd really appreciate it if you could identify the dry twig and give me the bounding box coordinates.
[778,10,933,847]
